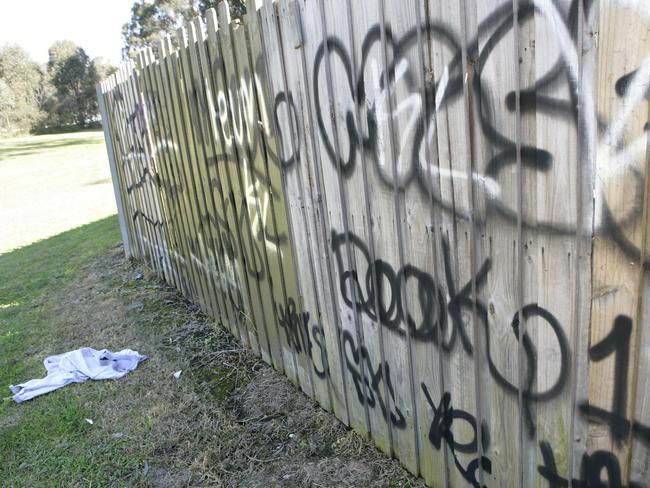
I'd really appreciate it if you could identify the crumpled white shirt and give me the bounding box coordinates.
[9,347,148,403]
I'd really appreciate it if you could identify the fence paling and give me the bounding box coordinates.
[97,1,650,486]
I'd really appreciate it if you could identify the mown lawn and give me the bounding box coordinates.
[0,131,116,253]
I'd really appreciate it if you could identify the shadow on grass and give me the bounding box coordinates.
[0,215,121,306]
[0,134,104,161]
[85,177,112,186]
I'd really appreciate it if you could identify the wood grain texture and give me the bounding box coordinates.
[589,1,650,483]
[97,1,650,485]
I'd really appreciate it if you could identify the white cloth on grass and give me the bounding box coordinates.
[9,347,148,403]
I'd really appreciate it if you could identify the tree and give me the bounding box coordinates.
[0,42,112,133]
[46,40,102,127]
[196,0,245,19]
[92,57,118,82]
[0,44,44,132]
[0,79,16,131]
[122,0,246,59]
[122,0,193,59]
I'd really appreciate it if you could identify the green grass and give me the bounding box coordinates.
[0,131,117,253]
[0,135,104,161]
[1,394,141,487]
[0,216,120,375]
[0,216,128,487]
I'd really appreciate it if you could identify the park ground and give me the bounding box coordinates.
[0,131,117,253]
[0,133,424,487]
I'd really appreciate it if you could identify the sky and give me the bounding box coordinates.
[0,0,135,66]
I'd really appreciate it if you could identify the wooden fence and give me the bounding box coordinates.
[97,0,650,485]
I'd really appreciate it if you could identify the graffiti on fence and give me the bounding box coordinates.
[99,0,650,485]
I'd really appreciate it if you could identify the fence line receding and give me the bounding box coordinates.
[98,0,650,485]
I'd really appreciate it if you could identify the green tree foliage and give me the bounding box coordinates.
[93,57,118,82]
[122,0,194,59]
[0,42,114,133]
[44,41,115,128]
[0,79,16,131]
[196,0,245,19]
[0,45,44,132]
[122,0,246,59]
